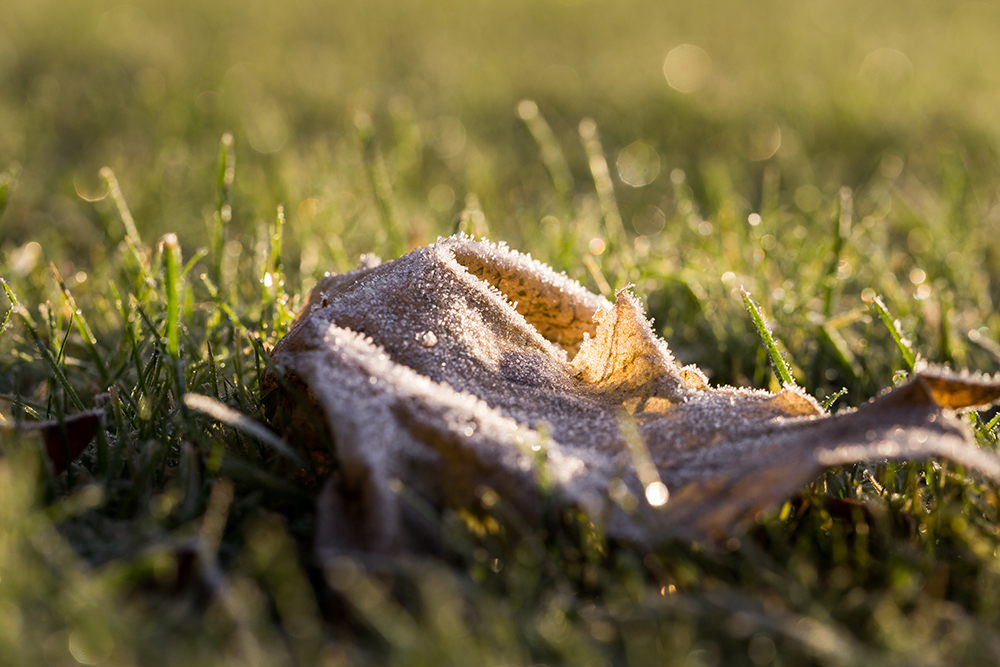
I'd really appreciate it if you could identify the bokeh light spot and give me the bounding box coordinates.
[297,198,318,220]
[616,142,661,187]
[794,185,821,212]
[516,99,538,120]
[860,48,913,85]
[880,154,904,179]
[433,117,467,159]
[741,120,782,161]
[748,633,776,665]
[428,184,456,212]
[632,205,666,236]
[663,44,712,93]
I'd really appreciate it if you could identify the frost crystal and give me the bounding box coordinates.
[263,235,1000,552]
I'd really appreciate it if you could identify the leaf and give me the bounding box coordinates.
[263,236,1000,552]
[1,410,103,473]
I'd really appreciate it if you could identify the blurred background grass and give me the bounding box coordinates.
[5,0,1000,665]
[6,0,1000,253]
[6,0,1000,385]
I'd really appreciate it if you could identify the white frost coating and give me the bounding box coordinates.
[417,330,438,347]
[263,235,1000,553]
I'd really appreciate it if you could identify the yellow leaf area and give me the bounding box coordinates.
[264,236,1000,553]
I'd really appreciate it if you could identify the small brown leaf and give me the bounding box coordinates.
[1,410,102,473]
[263,236,1000,553]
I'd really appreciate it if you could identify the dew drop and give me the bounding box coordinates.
[645,481,669,506]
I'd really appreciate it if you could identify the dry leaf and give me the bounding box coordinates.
[1,410,102,473]
[263,236,1000,552]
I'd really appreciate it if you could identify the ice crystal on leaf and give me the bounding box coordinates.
[263,236,1000,553]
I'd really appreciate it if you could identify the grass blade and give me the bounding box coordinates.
[820,387,848,411]
[0,163,19,221]
[100,167,153,294]
[162,234,181,359]
[818,323,860,383]
[822,187,852,317]
[183,393,306,467]
[50,263,110,388]
[517,100,573,200]
[742,287,796,387]
[99,167,142,246]
[871,295,916,372]
[1,279,86,411]
[0,292,13,341]
[985,412,1000,433]
[111,283,147,397]
[201,272,247,330]
[262,205,292,336]
[246,333,332,461]
[583,254,612,298]
[579,118,634,277]
[181,248,209,283]
[618,411,669,507]
[355,111,405,257]
[212,132,235,286]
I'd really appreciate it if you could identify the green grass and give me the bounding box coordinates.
[4,0,1000,665]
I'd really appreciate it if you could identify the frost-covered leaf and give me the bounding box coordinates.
[263,236,1000,552]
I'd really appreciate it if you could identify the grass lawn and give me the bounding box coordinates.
[3,0,1000,664]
